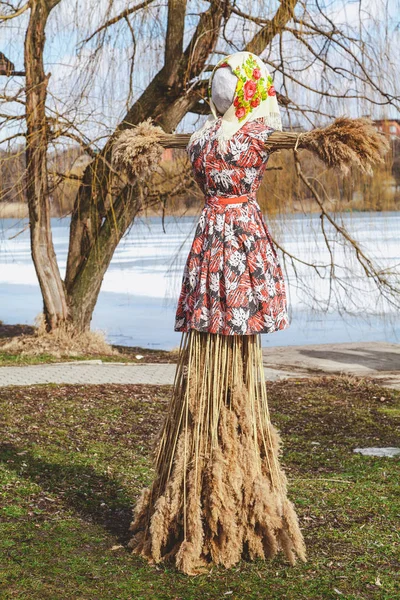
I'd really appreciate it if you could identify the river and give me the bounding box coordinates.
[0,211,399,349]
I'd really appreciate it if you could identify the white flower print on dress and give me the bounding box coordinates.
[225,279,238,294]
[250,126,275,143]
[237,206,251,224]
[224,222,239,247]
[229,137,250,161]
[243,238,252,251]
[266,272,277,297]
[243,168,258,186]
[255,252,264,271]
[253,283,266,301]
[175,317,185,329]
[200,305,210,325]
[275,310,289,327]
[198,212,206,232]
[266,244,275,261]
[215,214,225,232]
[217,309,227,329]
[231,307,250,334]
[183,295,192,313]
[189,265,199,289]
[263,313,275,331]
[229,250,246,274]
[210,169,236,189]
[246,287,257,304]
[243,234,256,251]
[210,272,220,293]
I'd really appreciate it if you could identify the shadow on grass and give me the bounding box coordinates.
[0,442,136,545]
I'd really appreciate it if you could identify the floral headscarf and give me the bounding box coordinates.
[190,51,282,151]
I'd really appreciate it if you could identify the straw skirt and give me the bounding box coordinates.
[127,330,306,575]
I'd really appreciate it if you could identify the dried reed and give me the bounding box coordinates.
[112,117,389,181]
[300,117,389,175]
[128,331,306,575]
[2,313,117,358]
[111,119,165,183]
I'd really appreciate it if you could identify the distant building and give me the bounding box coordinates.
[374,119,400,140]
[0,52,25,76]
[0,52,14,76]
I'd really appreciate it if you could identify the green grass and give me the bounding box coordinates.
[0,346,175,366]
[0,377,399,599]
[0,350,132,365]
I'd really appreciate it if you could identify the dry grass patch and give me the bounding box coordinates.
[1,313,118,359]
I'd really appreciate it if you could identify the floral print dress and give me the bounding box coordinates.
[174,117,289,336]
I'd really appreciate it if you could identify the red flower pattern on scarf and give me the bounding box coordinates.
[244,79,257,100]
[250,96,260,108]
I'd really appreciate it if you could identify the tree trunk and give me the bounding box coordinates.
[24,0,67,331]
[64,2,225,332]
[61,0,295,333]
[66,182,142,331]
[64,77,197,331]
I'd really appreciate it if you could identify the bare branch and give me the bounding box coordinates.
[0,132,25,144]
[293,150,400,306]
[0,1,28,20]
[78,0,156,46]
[245,0,298,56]
[182,0,225,82]
[164,0,187,86]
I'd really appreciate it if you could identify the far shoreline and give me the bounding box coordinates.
[1,201,400,220]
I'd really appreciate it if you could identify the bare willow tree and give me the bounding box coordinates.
[0,0,399,334]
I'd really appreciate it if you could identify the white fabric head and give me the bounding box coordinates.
[190,51,282,152]
[211,66,238,115]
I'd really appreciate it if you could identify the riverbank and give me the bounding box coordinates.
[1,322,399,390]
[0,202,29,219]
[2,198,400,219]
[0,322,177,365]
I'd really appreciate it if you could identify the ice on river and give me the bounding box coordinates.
[0,211,399,349]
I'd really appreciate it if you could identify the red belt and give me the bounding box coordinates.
[207,194,249,205]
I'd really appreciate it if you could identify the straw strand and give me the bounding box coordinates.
[128,330,306,575]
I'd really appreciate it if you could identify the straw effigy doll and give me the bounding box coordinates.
[126,51,307,575]
[111,50,388,576]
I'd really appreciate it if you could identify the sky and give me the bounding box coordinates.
[1,0,399,151]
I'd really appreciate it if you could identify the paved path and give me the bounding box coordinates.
[262,341,400,390]
[0,362,177,387]
[0,342,398,389]
[262,341,400,374]
[0,361,306,387]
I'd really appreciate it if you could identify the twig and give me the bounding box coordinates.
[8,223,30,239]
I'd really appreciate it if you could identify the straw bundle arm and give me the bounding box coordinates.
[112,117,389,180]
[160,118,389,174]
